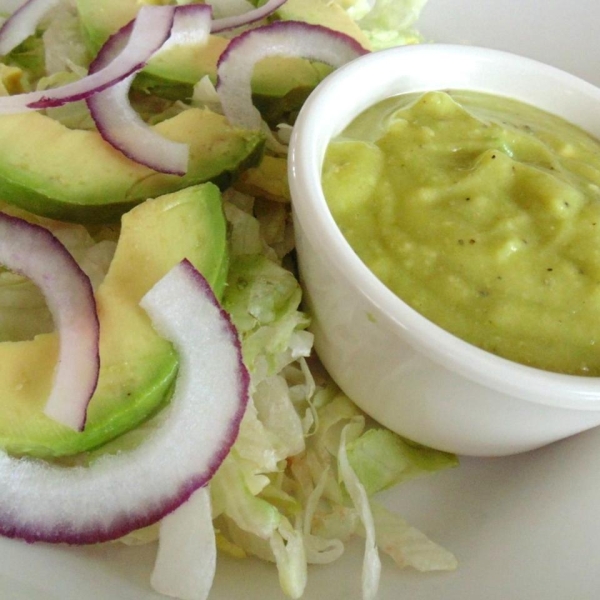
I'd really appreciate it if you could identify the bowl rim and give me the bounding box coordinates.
[288,42,600,410]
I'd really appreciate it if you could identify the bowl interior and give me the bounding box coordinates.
[288,43,600,408]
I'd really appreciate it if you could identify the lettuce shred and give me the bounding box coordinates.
[205,187,458,598]
[332,0,428,49]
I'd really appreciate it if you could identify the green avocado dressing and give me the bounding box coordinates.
[322,90,600,375]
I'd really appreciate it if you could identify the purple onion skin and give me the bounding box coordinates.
[211,0,287,34]
[0,211,99,432]
[89,20,134,73]
[216,19,370,88]
[26,70,143,109]
[0,260,249,546]
[1,475,209,545]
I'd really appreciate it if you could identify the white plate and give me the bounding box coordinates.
[3,1,600,598]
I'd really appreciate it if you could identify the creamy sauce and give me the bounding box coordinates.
[322,90,600,375]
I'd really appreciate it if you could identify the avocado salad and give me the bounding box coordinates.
[0,1,458,599]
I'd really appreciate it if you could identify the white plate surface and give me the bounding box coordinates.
[3,1,600,598]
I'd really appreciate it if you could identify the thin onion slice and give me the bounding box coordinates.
[209,0,254,18]
[159,3,215,52]
[0,5,175,114]
[87,4,212,175]
[216,20,369,130]
[0,211,99,431]
[211,0,288,33]
[0,0,60,56]
[0,259,248,545]
[151,487,217,600]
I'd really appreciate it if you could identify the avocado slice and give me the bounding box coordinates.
[234,155,290,202]
[0,182,228,458]
[0,107,263,223]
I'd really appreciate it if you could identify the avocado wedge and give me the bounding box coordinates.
[0,107,263,223]
[0,183,228,458]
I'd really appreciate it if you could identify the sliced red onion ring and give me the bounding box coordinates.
[87,4,212,175]
[0,259,248,545]
[216,20,369,130]
[211,0,288,33]
[0,0,60,56]
[0,5,174,114]
[0,212,99,431]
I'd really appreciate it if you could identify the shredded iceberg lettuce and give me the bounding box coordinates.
[369,503,457,572]
[1,0,89,89]
[346,428,458,496]
[333,0,427,49]
[356,0,428,30]
[195,188,458,598]
[41,0,90,76]
[339,423,381,600]
[2,32,45,88]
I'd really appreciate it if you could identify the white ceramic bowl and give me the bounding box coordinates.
[288,43,600,456]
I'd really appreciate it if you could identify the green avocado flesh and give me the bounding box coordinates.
[0,108,264,223]
[0,183,228,458]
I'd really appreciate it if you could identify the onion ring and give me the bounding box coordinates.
[87,4,212,175]
[0,259,248,544]
[216,20,368,130]
[0,211,99,431]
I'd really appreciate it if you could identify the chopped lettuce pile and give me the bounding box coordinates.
[0,0,460,599]
[334,0,428,49]
[212,189,458,598]
[115,179,458,600]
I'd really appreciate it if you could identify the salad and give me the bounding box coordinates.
[0,1,458,599]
